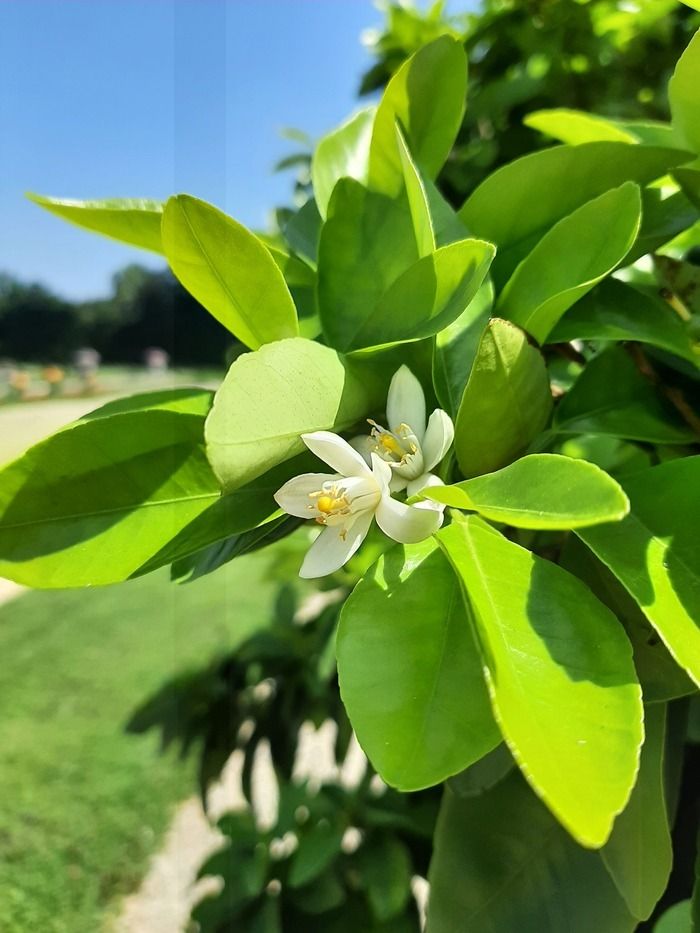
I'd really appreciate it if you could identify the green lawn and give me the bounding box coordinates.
[0,546,304,932]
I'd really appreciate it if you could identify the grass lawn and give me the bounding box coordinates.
[0,545,305,932]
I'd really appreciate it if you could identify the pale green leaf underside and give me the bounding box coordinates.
[337,539,500,791]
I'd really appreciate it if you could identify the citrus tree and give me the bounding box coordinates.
[5,10,700,931]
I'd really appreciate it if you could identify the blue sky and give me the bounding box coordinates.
[0,0,402,300]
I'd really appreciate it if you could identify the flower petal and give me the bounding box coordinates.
[274,472,339,517]
[370,452,393,492]
[387,366,426,441]
[375,494,443,544]
[421,409,454,472]
[302,431,372,478]
[299,511,374,578]
[406,472,444,499]
[349,434,374,466]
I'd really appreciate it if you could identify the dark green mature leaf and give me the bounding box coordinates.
[432,280,493,416]
[626,188,700,264]
[368,35,467,196]
[355,835,412,922]
[27,193,164,253]
[602,704,672,920]
[549,279,700,366]
[675,166,700,210]
[578,457,700,688]
[0,390,221,587]
[312,107,376,219]
[162,194,298,348]
[288,822,345,888]
[350,238,495,350]
[553,346,697,444]
[653,900,693,932]
[205,338,380,491]
[560,537,696,704]
[425,454,629,529]
[454,319,552,478]
[428,774,636,933]
[337,539,500,792]
[282,198,323,265]
[447,743,514,798]
[497,183,642,343]
[317,179,419,351]
[459,143,691,285]
[438,517,643,848]
[669,29,700,154]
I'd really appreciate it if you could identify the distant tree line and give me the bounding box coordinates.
[0,265,235,367]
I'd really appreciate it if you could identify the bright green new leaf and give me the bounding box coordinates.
[205,338,378,491]
[368,35,467,196]
[497,183,642,343]
[0,390,222,588]
[311,106,376,219]
[454,319,552,478]
[553,346,697,444]
[318,178,419,351]
[350,238,495,351]
[396,123,435,257]
[337,539,501,792]
[578,457,700,688]
[524,109,637,145]
[549,279,700,366]
[438,517,643,848]
[602,704,672,921]
[162,194,298,348]
[669,29,700,154]
[459,143,691,285]
[425,454,629,529]
[28,193,163,253]
[432,279,493,416]
[428,774,636,933]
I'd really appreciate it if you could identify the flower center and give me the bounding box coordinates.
[309,482,351,525]
[368,419,418,465]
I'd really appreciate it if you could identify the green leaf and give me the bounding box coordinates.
[0,390,222,587]
[670,29,700,154]
[428,774,636,933]
[577,457,700,688]
[459,143,691,286]
[396,123,435,257]
[350,238,495,351]
[454,319,552,478]
[524,109,638,145]
[317,179,419,351]
[602,704,672,920]
[425,454,629,529]
[447,743,514,798]
[675,166,700,210]
[27,193,164,253]
[205,338,378,491]
[312,107,376,219]
[626,188,700,265]
[368,35,467,196]
[553,346,697,444]
[337,539,500,792]
[497,183,642,343]
[560,537,696,704]
[654,900,693,933]
[437,517,643,848]
[289,821,345,888]
[162,194,298,348]
[282,198,323,265]
[355,835,412,922]
[432,280,493,417]
[548,279,700,366]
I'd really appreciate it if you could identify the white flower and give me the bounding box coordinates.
[274,430,443,578]
[351,365,454,497]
